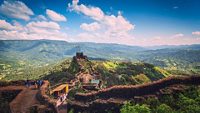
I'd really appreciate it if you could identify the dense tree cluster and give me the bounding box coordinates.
[120,86,200,113]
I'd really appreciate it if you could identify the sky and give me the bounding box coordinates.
[0,0,200,46]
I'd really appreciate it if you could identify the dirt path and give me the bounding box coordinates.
[0,86,26,91]
[58,102,68,113]
[9,88,40,113]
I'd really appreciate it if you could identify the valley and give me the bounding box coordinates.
[1,40,200,81]
[0,40,200,113]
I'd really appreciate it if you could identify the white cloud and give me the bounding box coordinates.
[0,20,23,31]
[134,35,200,46]
[80,22,100,31]
[192,31,200,36]
[68,0,134,32]
[136,33,186,46]
[68,0,200,46]
[0,1,34,21]
[68,0,135,45]
[103,12,134,33]
[172,33,184,38]
[74,32,135,45]
[32,15,47,21]
[27,21,60,30]
[68,0,104,21]
[46,9,67,22]
[72,0,79,6]
[37,15,47,21]
[1,0,198,46]
[0,20,15,30]
[0,20,68,40]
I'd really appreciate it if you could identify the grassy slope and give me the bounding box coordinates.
[94,61,171,86]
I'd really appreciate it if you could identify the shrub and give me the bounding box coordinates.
[155,104,175,113]
[120,102,151,113]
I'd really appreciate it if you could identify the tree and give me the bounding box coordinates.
[177,94,200,113]
[155,104,175,113]
[181,105,200,113]
[120,102,151,113]
[145,97,160,108]
[177,94,197,108]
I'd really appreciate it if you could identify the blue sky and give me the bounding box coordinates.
[0,0,200,46]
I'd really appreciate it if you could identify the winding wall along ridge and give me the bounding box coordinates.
[75,76,200,102]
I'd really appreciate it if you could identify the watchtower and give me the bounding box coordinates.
[75,46,81,53]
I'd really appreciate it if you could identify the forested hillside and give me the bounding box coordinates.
[0,40,200,81]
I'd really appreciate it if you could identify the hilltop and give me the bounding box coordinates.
[1,40,200,81]
[0,40,200,82]
[41,52,171,87]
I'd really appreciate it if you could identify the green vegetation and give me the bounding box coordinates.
[68,57,93,74]
[1,40,200,113]
[132,74,151,84]
[42,59,73,85]
[120,86,200,113]
[0,54,171,87]
[0,59,68,81]
[1,40,200,82]
[95,61,171,86]
[103,61,119,70]
[139,49,200,75]
[120,102,151,113]
[43,59,170,87]
[68,58,80,74]
[0,57,73,86]
[155,104,174,113]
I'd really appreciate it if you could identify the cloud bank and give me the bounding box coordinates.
[80,22,101,31]
[0,19,68,40]
[46,9,67,22]
[192,31,200,36]
[68,0,135,45]
[0,1,34,21]
[0,0,199,46]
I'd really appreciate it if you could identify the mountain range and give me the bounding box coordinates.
[0,40,200,71]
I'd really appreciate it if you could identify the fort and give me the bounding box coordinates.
[1,73,200,113]
[69,52,102,90]
[75,52,88,59]
[67,75,200,112]
[1,52,200,113]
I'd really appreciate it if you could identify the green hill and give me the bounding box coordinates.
[0,40,200,81]
[40,58,171,86]
[94,61,171,86]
